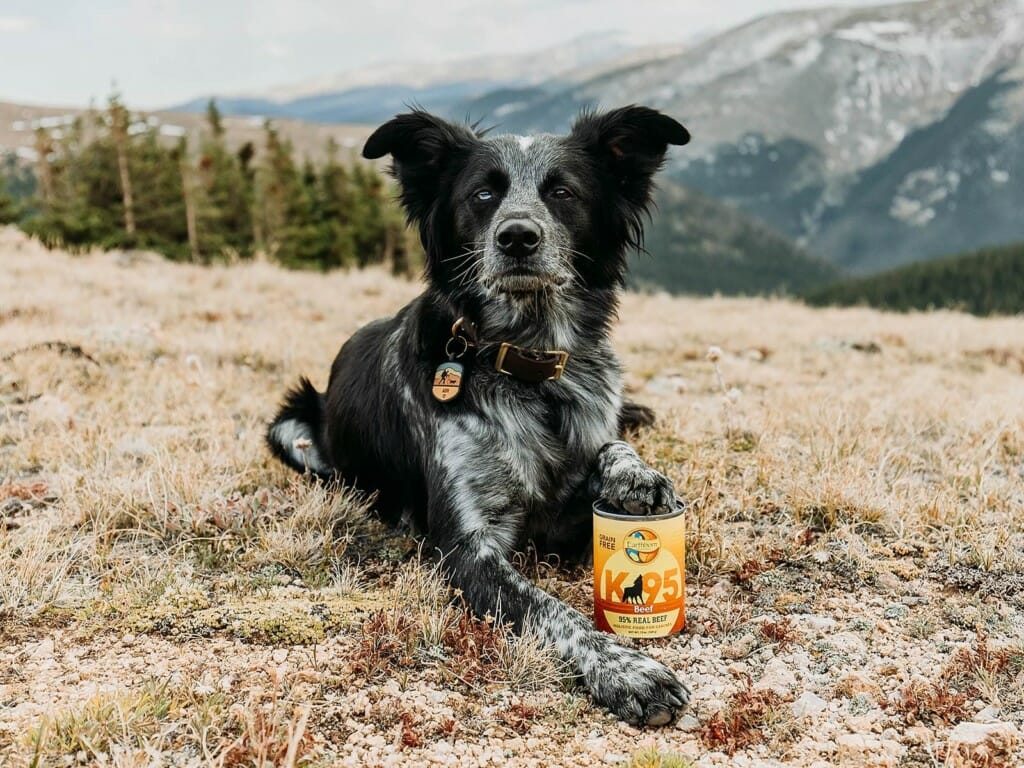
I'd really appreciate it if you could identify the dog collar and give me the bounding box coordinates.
[451,317,570,383]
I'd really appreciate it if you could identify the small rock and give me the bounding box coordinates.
[755,658,797,696]
[721,632,759,659]
[675,714,700,732]
[726,662,748,677]
[797,614,837,633]
[883,604,908,620]
[947,721,1019,766]
[121,633,136,646]
[272,648,288,664]
[976,705,1001,722]
[904,725,933,745]
[791,691,828,718]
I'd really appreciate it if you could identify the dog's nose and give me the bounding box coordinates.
[495,218,542,257]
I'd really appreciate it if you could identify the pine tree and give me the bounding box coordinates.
[196,101,254,259]
[107,92,137,242]
[0,172,18,224]
[254,122,321,266]
[317,137,357,268]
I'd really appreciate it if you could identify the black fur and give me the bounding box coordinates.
[268,106,691,726]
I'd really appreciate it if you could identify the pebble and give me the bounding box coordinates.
[791,691,828,718]
[755,658,797,695]
[675,714,700,732]
[721,632,759,659]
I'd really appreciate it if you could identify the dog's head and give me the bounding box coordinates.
[363,106,689,312]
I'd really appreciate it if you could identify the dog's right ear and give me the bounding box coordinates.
[362,111,478,225]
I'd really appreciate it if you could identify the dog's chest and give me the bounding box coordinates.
[470,363,620,507]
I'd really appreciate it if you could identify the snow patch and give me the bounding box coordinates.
[790,39,823,68]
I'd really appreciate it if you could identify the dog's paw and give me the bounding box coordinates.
[585,644,691,726]
[597,442,677,516]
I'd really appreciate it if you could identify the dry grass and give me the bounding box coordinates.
[1,226,1023,766]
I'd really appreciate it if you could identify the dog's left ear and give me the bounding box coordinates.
[570,105,689,191]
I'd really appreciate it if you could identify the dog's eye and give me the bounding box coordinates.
[550,186,574,200]
[473,189,494,202]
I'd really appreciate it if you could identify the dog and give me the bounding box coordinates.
[621,574,645,604]
[267,105,691,726]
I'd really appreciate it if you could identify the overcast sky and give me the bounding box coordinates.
[1,0,906,109]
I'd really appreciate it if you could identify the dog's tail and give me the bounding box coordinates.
[266,377,333,479]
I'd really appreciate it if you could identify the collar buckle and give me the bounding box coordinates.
[495,343,570,382]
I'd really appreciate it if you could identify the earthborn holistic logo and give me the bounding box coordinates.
[624,529,660,564]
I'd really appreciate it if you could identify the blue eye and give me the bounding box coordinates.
[474,189,494,202]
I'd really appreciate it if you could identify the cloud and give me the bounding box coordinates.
[0,16,35,32]
[263,40,290,59]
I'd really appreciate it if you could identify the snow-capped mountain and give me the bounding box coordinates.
[171,32,676,125]
[481,0,1024,271]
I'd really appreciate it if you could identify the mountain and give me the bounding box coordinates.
[634,181,841,295]
[172,0,1024,279]
[170,33,661,125]
[474,0,1024,273]
[804,241,1024,315]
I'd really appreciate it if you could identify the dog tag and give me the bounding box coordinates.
[432,361,464,402]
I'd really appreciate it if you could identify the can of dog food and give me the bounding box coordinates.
[593,500,686,638]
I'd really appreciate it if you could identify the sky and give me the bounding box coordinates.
[1,0,907,109]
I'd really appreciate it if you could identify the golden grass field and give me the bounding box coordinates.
[1,225,1022,767]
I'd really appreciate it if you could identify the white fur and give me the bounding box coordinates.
[269,418,328,474]
[516,135,534,150]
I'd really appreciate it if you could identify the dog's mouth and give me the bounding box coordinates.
[488,269,567,294]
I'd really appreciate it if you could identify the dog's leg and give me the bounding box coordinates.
[438,528,690,726]
[592,441,677,516]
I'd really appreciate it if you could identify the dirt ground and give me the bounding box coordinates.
[1,226,1022,767]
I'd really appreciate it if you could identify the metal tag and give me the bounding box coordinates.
[432,361,464,402]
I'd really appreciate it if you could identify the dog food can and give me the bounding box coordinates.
[592,500,686,638]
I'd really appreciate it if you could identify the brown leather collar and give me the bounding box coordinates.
[451,317,570,383]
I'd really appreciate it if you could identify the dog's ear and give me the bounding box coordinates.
[570,106,689,252]
[362,111,478,226]
[570,105,689,184]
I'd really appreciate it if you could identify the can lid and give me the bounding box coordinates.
[592,498,686,521]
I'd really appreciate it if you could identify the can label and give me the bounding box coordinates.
[593,502,686,638]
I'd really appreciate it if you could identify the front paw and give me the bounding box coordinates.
[585,644,691,726]
[598,442,677,516]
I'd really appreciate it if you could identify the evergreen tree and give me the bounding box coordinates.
[106,93,137,242]
[196,100,254,259]
[317,137,357,268]
[254,122,321,267]
[0,170,18,224]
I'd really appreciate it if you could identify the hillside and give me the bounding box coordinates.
[2,229,1022,766]
[634,182,841,295]
[805,240,1024,315]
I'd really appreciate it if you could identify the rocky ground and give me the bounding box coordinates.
[1,227,1022,766]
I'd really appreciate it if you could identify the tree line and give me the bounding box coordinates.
[0,96,419,273]
[803,241,1024,316]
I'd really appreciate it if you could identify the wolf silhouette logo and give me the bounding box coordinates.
[621,574,644,604]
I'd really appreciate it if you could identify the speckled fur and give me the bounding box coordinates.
[267,106,692,725]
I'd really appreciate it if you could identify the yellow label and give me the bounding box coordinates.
[593,510,685,638]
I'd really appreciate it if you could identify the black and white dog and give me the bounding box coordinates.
[267,106,691,726]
